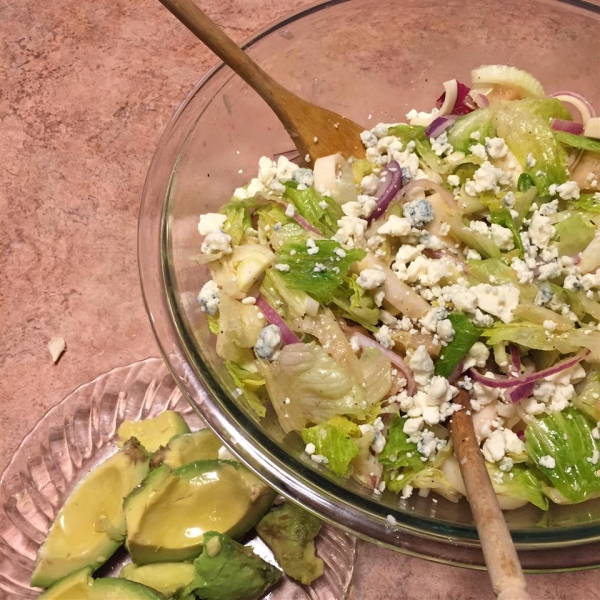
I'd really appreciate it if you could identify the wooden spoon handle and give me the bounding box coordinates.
[450,390,530,600]
[158,0,288,108]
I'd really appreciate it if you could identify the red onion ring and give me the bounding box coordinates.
[350,330,415,396]
[448,359,465,384]
[256,296,301,345]
[507,381,536,404]
[509,344,521,373]
[425,116,455,138]
[367,160,404,223]
[552,119,584,135]
[436,81,474,116]
[275,201,323,236]
[550,91,596,123]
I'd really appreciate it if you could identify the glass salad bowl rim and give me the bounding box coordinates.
[138,0,600,570]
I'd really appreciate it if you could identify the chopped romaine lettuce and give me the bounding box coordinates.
[554,132,600,154]
[387,123,426,145]
[301,422,360,476]
[226,361,267,417]
[330,275,379,331]
[561,286,600,322]
[572,373,600,421]
[259,269,317,321]
[447,107,496,153]
[435,314,482,378]
[512,187,537,226]
[256,204,305,249]
[219,201,252,245]
[444,212,502,258]
[495,101,568,196]
[517,173,535,192]
[489,208,525,257]
[275,241,366,304]
[259,343,369,433]
[351,158,375,183]
[359,348,392,407]
[572,194,600,214]
[466,258,519,286]
[378,416,424,471]
[554,212,596,256]
[483,322,600,360]
[486,463,548,510]
[514,98,572,123]
[216,296,265,363]
[206,313,219,334]
[525,408,600,503]
[283,182,342,237]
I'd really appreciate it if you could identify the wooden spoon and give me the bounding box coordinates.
[450,389,531,600]
[158,0,366,164]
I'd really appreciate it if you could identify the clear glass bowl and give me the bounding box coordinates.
[138,0,600,570]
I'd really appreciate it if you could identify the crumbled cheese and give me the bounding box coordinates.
[543,319,557,332]
[306,238,319,255]
[471,283,520,323]
[293,168,314,187]
[465,161,511,195]
[526,153,536,168]
[254,325,282,360]
[198,213,227,236]
[400,484,414,499]
[378,215,412,237]
[482,428,525,463]
[375,325,394,349]
[447,174,460,187]
[490,224,515,251]
[539,455,556,469]
[201,231,232,254]
[436,319,454,342]
[274,263,290,272]
[403,198,435,228]
[463,342,490,370]
[430,131,453,156]
[360,174,380,195]
[528,212,556,249]
[470,144,487,160]
[333,216,368,248]
[485,137,509,159]
[357,268,387,290]
[285,203,296,217]
[409,346,435,386]
[197,280,220,315]
[510,258,534,284]
[341,194,377,218]
[553,181,580,200]
[305,443,316,455]
[360,130,378,148]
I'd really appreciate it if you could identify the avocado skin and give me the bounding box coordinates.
[256,501,324,585]
[37,566,93,599]
[90,577,165,599]
[150,429,222,469]
[183,532,281,600]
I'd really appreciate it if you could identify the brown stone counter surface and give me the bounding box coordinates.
[1,1,598,598]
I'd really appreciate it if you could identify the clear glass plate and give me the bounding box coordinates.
[0,358,357,598]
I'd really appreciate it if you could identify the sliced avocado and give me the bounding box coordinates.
[184,531,281,600]
[117,411,190,453]
[31,440,150,588]
[150,428,222,469]
[90,577,165,599]
[256,501,324,585]
[124,460,276,563]
[120,562,196,597]
[38,566,93,599]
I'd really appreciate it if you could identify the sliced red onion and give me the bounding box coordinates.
[367,160,403,223]
[550,91,596,123]
[350,331,415,396]
[256,296,301,345]
[277,202,323,236]
[425,116,455,138]
[507,381,536,404]
[436,81,474,116]
[448,359,465,384]
[552,119,584,135]
[471,92,490,108]
[469,349,590,395]
[516,429,525,440]
[509,344,521,373]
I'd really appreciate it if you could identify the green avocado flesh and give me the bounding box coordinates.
[120,562,196,597]
[256,502,324,585]
[124,460,276,563]
[37,567,93,599]
[150,428,222,469]
[117,411,190,453]
[89,577,165,600]
[184,532,281,600]
[31,440,150,588]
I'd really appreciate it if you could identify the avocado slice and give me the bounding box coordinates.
[37,567,93,599]
[117,411,190,453]
[256,501,324,585]
[150,428,222,469]
[90,578,165,599]
[31,440,150,588]
[120,562,196,597]
[124,460,276,563]
[184,532,281,600]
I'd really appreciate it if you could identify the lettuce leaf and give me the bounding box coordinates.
[219,198,256,245]
[486,463,548,510]
[260,343,368,433]
[387,123,426,145]
[378,416,423,471]
[259,269,316,321]
[359,348,392,407]
[330,275,379,330]
[515,98,572,123]
[572,374,600,421]
[495,101,568,196]
[301,422,360,476]
[445,212,502,258]
[434,314,483,378]
[275,241,366,303]
[555,132,600,154]
[561,286,600,322]
[554,212,596,256]
[483,321,600,360]
[466,258,519,286]
[283,182,342,237]
[226,361,267,417]
[571,194,600,214]
[256,204,305,249]
[447,107,496,153]
[525,408,600,503]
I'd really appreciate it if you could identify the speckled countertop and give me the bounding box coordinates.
[2,1,599,598]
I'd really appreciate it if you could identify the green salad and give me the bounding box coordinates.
[196,65,600,511]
